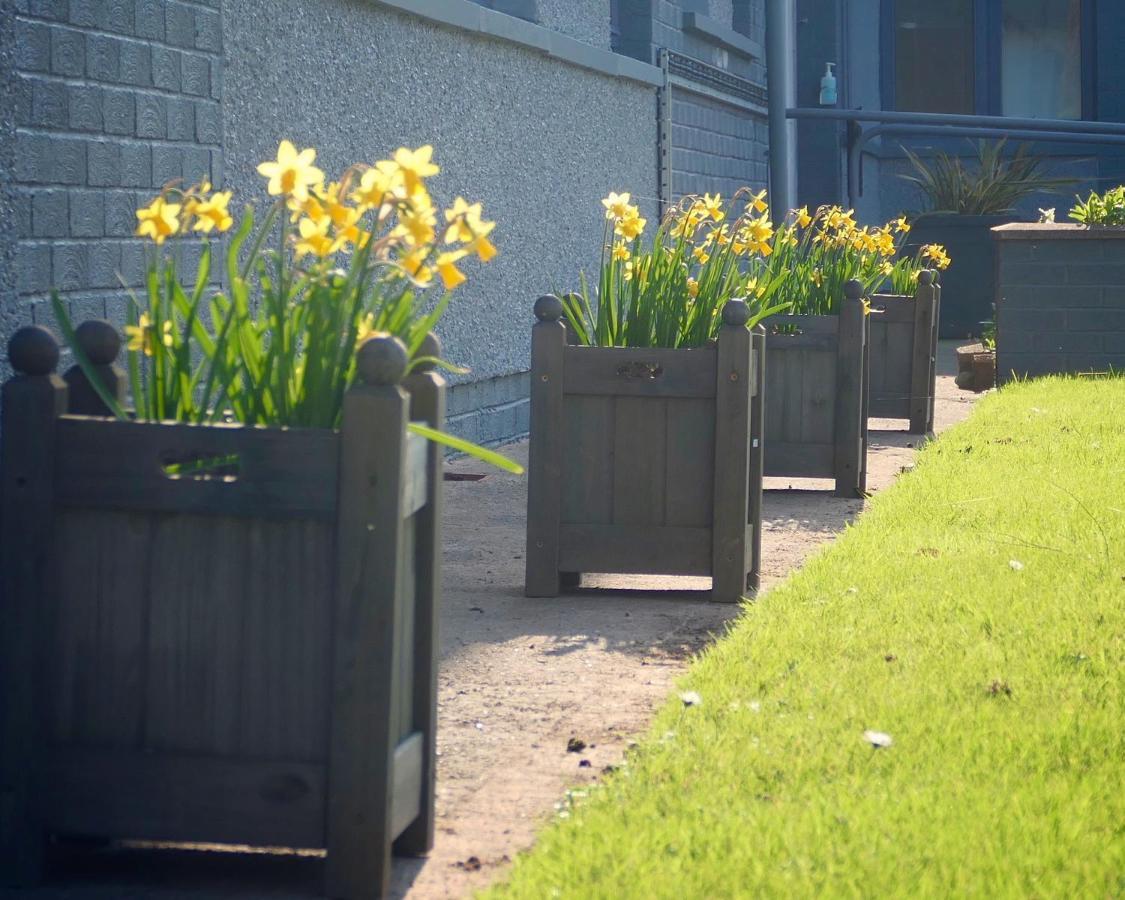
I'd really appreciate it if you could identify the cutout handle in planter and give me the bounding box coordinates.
[525,296,765,604]
[761,284,870,497]
[0,325,444,900]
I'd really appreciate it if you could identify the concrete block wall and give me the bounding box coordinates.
[994,225,1125,382]
[1,0,222,375]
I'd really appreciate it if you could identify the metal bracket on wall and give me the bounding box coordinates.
[658,48,674,213]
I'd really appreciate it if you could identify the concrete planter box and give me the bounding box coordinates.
[865,271,941,434]
[993,223,1125,383]
[906,213,1015,339]
[0,325,443,899]
[525,296,765,604]
[762,293,870,497]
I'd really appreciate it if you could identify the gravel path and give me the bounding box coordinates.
[2,343,981,900]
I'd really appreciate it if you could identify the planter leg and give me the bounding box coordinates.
[746,327,766,595]
[834,290,868,498]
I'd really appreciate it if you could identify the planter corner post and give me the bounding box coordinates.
[834,282,869,498]
[525,296,566,598]
[711,300,754,603]
[748,325,766,593]
[63,320,126,416]
[910,270,939,435]
[0,326,67,886]
[326,335,411,900]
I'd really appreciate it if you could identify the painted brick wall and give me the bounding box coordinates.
[3,0,222,358]
[995,226,1125,382]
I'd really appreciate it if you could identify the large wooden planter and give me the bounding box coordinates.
[0,323,444,900]
[525,296,764,604]
[761,290,869,497]
[866,270,941,434]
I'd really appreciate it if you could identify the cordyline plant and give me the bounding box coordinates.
[562,191,950,348]
[53,140,521,472]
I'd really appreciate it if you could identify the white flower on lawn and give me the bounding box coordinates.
[863,730,893,748]
[1009,559,1024,571]
[680,691,702,708]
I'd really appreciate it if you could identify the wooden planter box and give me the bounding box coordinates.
[0,323,444,900]
[761,292,869,497]
[525,296,764,604]
[866,270,941,434]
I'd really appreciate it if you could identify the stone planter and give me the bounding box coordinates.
[993,223,1125,383]
[954,342,996,392]
[866,271,941,434]
[906,213,1016,339]
[762,290,870,497]
[0,325,443,900]
[525,296,765,604]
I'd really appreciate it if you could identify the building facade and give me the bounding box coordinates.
[0,0,769,445]
[793,0,1125,223]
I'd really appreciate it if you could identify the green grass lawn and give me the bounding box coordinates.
[491,377,1125,899]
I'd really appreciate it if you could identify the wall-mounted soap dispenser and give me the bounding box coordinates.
[819,62,837,106]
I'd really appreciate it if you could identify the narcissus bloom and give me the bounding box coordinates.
[124,312,173,356]
[392,145,440,193]
[435,249,469,290]
[615,210,646,241]
[795,206,812,228]
[294,217,339,258]
[257,140,324,202]
[748,189,768,214]
[602,191,632,220]
[894,216,911,233]
[611,242,630,262]
[701,193,724,221]
[190,191,233,233]
[135,196,181,244]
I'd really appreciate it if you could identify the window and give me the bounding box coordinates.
[885,0,1091,119]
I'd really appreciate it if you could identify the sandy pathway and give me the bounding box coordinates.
[2,344,980,900]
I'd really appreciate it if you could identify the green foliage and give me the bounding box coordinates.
[1069,185,1125,225]
[490,376,1125,899]
[901,139,1075,216]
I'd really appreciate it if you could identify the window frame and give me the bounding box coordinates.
[880,0,1097,120]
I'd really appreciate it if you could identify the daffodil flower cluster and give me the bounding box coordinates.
[71,140,501,434]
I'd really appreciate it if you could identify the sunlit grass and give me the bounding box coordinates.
[490,376,1125,899]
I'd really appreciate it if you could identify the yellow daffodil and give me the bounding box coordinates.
[443,197,484,243]
[356,313,388,345]
[257,140,324,202]
[687,277,699,298]
[795,206,812,228]
[190,190,233,233]
[692,244,710,265]
[895,216,911,234]
[810,269,823,287]
[880,260,894,277]
[400,247,434,286]
[702,193,724,222]
[602,192,632,221]
[748,189,768,214]
[124,312,173,356]
[135,196,181,245]
[353,163,404,212]
[390,145,440,193]
[623,259,635,281]
[611,242,630,262]
[294,216,338,258]
[615,209,646,240]
[395,191,437,247]
[435,249,469,290]
[862,298,873,316]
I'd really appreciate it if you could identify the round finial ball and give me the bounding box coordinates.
[75,319,121,365]
[8,325,60,376]
[918,269,934,286]
[356,334,409,386]
[844,279,864,300]
[721,298,751,327]
[534,294,563,322]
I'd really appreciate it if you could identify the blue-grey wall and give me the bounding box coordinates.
[1,0,771,446]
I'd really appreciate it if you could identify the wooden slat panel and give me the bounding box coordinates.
[764,330,838,352]
[763,441,836,478]
[34,749,325,848]
[560,395,614,525]
[664,398,715,528]
[144,516,247,755]
[799,348,837,445]
[869,294,916,323]
[54,417,339,519]
[563,345,718,399]
[558,524,712,575]
[402,431,429,517]
[46,510,149,748]
[612,398,667,526]
[869,316,891,403]
[390,733,423,839]
[767,314,840,333]
[779,347,807,444]
[237,518,332,762]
